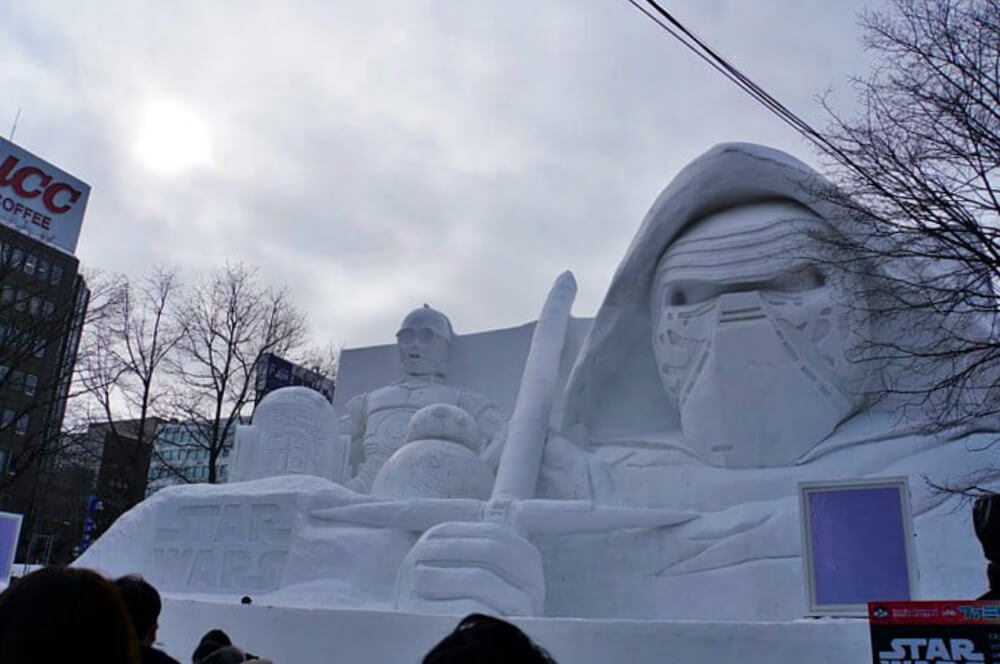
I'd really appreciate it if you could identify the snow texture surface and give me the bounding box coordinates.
[78,144,998,629]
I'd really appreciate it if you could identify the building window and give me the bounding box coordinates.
[29,297,40,317]
[14,290,26,312]
[1,286,12,306]
[10,248,22,269]
[15,414,27,436]
[33,340,45,359]
[50,264,63,285]
[0,365,8,384]
[23,254,36,275]
[10,371,23,393]
[42,300,55,318]
[24,374,37,397]
[37,259,49,281]
[1,409,15,429]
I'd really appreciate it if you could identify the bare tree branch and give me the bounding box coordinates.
[169,262,310,483]
[814,0,1000,441]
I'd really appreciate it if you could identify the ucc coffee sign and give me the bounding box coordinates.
[0,137,89,255]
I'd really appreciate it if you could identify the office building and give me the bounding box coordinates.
[145,419,238,496]
[0,136,91,562]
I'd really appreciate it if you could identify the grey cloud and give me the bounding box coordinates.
[0,0,875,348]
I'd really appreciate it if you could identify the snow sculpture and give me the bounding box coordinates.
[371,403,495,499]
[230,386,346,483]
[79,143,1000,623]
[526,143,1000,618]
[405,403,484,453]
[341,305,508,493]
[331,272,693,616]
[650,201,869,468]
[364,143,1000,619]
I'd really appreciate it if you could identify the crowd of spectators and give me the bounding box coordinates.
[0,567,557,664]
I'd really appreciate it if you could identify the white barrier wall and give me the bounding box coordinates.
[157,598,872,664]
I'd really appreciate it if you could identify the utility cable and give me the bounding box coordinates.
[624,0,891,196]
[625,0,843,153]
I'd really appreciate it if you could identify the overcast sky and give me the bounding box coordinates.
[0,0,875,348]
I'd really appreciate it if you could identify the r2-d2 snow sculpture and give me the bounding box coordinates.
[230,386,348,483]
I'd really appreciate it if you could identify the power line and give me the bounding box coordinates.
[624,0,836,153]
[623,0,905,203]
[623,1,946,254]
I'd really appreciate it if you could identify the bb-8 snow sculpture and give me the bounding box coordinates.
[372,403,495,499]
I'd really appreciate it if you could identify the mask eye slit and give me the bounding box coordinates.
[666,289,687,306]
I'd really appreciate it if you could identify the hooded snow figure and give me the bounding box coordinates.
[554,142,874,469]
[520,143,1000,619]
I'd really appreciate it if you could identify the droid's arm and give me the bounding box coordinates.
[341,394,365,445]
[457,391,508,471]
[340,394,368,489]
[480,406,508,472]
[348,447,387,494]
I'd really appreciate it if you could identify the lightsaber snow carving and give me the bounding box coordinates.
[310,271,698,534]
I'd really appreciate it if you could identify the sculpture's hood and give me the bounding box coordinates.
[558,142,853,437]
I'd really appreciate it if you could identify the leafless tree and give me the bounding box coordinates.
[80,270,182,428]
[294,340,340,385]
[72,267,186,513]
[169,263,310,483]
[814,0,1000,435]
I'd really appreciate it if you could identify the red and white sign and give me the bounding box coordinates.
[869,601,999,663]
[0,137,89,255]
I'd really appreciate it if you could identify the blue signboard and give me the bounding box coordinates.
[255,353,335,403]
[0,510,23,585]
[799,478,916,616]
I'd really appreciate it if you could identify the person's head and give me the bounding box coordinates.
[192,629,269,664]
[0,567,139,664]
[192,629,232,663]
[651,200,869,467]
[114,574,162,645]
[397,305,453,377]
[422,613,557,664]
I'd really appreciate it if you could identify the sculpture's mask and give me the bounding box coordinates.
[651,201,869,468]
[396,305,453,378]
